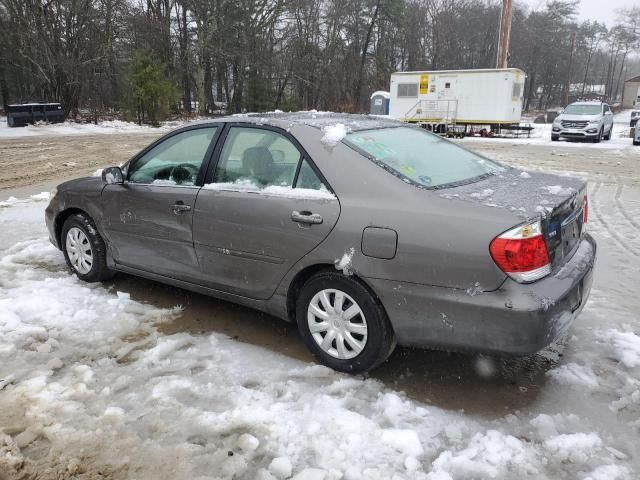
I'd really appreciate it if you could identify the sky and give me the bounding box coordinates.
[520,0,635,26]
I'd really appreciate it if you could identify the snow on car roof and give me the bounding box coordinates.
[569,101,605,105]
[192,112,405,131]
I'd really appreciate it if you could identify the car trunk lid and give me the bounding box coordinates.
[439,167,586,270]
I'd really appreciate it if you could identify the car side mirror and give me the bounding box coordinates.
[102,166,124,184]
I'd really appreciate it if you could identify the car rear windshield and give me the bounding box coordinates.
[345,127,502,188]
[563,105,602,115]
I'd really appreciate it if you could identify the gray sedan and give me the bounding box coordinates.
[45,113,596,373]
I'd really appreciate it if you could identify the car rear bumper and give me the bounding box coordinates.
[366,233,596,355]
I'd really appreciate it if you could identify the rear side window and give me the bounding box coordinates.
[345,127,502,188]
[214,127,301,187]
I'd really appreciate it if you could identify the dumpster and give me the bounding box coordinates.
[6,102,65,127]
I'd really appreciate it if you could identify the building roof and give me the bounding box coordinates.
[625,75,640,83]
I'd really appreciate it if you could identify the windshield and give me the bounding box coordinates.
[563,104,602,115]
[345,127,502,188]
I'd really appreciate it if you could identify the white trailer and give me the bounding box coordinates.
[389,68,526,127]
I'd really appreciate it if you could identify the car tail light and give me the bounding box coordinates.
[583,193,588,224]
[489,220,551,283]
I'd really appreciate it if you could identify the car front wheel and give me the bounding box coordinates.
[296,272,396,374]
[592,127,603,143]
[62,213,114,283]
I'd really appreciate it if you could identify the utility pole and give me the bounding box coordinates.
[563,31,577,106]
[496,0,513,69]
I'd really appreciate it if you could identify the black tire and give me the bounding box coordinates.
[551,135,559,142]
[592,128,603,143]
[634,140,640,146]
[61,213,114,282]
[296,272,396,374]
[604,127,612,141]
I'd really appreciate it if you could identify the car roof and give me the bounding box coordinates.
[187,112,405,132]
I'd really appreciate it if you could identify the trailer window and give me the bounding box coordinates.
[512,83,523,98]
[397,83,418,97]
[345,127,502,189]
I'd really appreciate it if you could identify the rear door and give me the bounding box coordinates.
[101,125,219,280]
[192,124,340,299]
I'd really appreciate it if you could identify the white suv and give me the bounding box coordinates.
[551,101,614,143]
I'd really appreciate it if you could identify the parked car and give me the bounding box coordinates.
[45,113,596,373]
[551,101,613,142]
[6,102,65,127]
[634,124,640,146]
[630,110,640,128]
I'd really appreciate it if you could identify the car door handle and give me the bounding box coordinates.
[172,202,192,214]
[291,210,323,225]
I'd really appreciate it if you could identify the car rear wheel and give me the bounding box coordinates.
[296,272,395,374]
[62,213,114,283]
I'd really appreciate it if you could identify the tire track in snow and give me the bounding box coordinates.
[590,181,640,257]
[614,178,640,232]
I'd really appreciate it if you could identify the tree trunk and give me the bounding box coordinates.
[354,1,380,112]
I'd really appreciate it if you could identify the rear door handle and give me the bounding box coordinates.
[291,210,323,225]
[172,201,192,214]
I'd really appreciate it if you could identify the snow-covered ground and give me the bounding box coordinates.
[0,117,197,139]
[0,185,639,478]
[462,122,633,150]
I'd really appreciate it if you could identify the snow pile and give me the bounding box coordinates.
[547,362,599,390]
[599,328,640,417]
[519,171,532,179]
[335,247,355,275]
[603,329,640,369]
[321,123,349,147]
[428,430,536,479]
[0,118,174,138]
[544,433,603,463]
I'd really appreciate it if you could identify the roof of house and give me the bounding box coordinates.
[626,75,640,83]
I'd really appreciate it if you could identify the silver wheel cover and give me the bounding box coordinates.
[307,288,368,360]
[65,227,93,275]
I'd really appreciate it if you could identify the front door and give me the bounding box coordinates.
[102,125,219,280]
[192,125,340,299]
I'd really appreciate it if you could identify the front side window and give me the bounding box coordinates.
[563,105,602,115]
[214,127,301,188]
[345,127,502,188]
[128,127,217,185]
